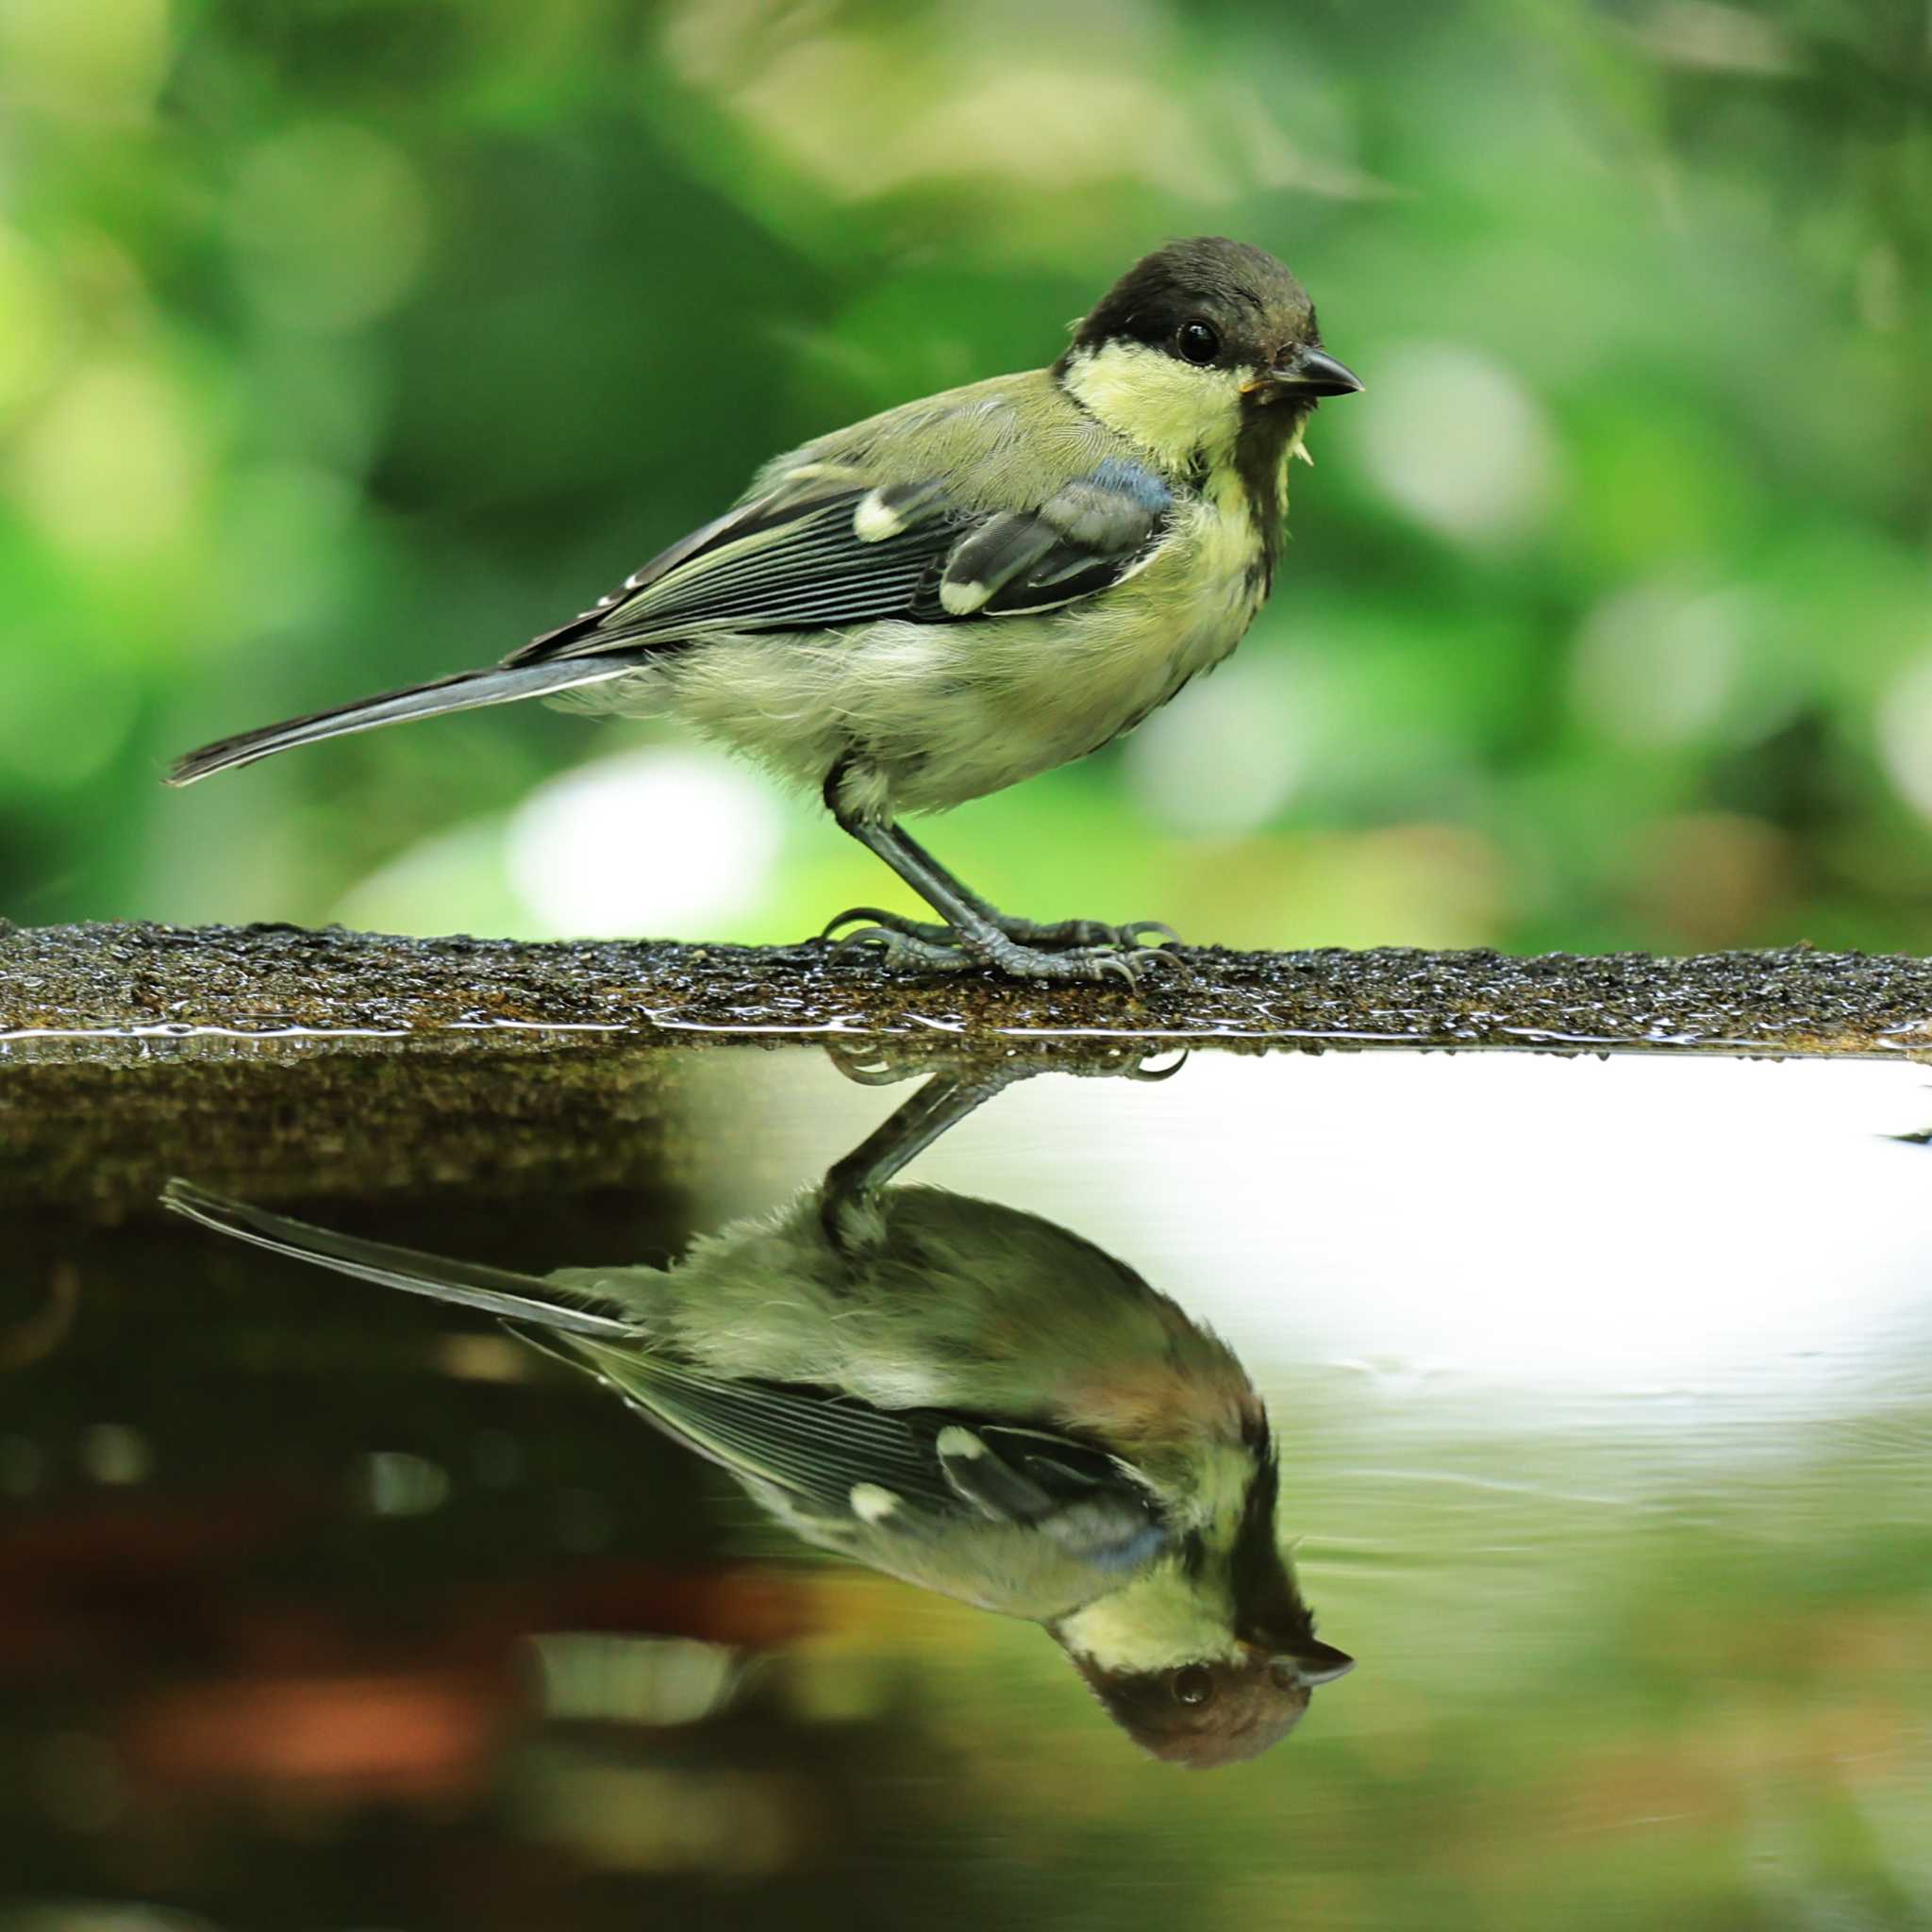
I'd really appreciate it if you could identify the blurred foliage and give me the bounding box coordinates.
[0,0,1928,953]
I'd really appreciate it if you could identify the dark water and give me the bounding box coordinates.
[3,1037,1930,1931]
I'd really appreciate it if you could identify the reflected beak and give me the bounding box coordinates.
[1282,1641,1357,1688]
[1242,347,1364,403]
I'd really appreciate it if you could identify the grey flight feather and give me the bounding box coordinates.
[164,659,638,787]
[575,1339,966,1521]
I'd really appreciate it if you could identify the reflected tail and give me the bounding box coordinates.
[161,1179,637,1339]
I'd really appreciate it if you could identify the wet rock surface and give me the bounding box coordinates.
[4,919,1931,1059]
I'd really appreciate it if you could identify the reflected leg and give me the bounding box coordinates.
[817,1049,1187,1250]
[819,1068,1020,1251]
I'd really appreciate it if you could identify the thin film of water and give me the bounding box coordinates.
[2,1041,1929,1929]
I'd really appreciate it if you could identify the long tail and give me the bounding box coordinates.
[165,659,637,786]
[161,1179,638,1339]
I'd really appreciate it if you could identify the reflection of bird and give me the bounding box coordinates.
[163,1065,1352,1767]
[167,237,1358,983]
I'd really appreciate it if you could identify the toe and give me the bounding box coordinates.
[832,925,978,976]
[999,916,1184,952]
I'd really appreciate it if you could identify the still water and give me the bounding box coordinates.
[4,1039,1929,1929]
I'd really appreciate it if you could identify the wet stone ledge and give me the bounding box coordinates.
[4,920,1932,1061]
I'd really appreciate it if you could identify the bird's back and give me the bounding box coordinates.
[752,368,1165,512]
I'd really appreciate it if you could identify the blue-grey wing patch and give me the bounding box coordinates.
[938,1423,1168,1571]
[503,456,1173,663]
[937,458,1174,618]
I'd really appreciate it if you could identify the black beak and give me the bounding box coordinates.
[1243,347,1363,402]
[1283,1640,1357,1688]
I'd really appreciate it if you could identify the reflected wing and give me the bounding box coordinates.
[504,453,1173,662]
[575,1341,1167,1570]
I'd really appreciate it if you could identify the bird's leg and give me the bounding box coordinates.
[902,827,1182,952]
[828,817,1181,985]
[820,1067,1024,1250]
[823,823,1179,959]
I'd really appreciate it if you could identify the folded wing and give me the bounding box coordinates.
[576,1341,1168,1573]
[505,450,1174,662]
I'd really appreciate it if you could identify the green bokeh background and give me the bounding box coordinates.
[1,0,1928,954]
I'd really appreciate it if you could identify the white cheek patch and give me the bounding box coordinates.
[1056,1569,1245,1672]
[936,1425,985,1459]
[1059,341,1246,472]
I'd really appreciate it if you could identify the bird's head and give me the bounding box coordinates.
[1048,1478,1356,1772]
[1055,236,1360,475]
[1056,1626,1357,1770]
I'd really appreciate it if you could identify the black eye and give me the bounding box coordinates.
[1171,1665,1215,1707]
[1175,321,1220,366]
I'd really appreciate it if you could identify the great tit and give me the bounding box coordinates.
[167,238,1358,983]
[162,1063,1353,1767]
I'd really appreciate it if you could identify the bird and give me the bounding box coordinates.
[166,237,1360,983]
[162,1062,1354,1767]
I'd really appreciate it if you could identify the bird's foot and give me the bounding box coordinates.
[832,922,1186,987]
[823,906,1180,955]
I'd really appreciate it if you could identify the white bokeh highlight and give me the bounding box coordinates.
[1124,655,1317,836]
[1357,342,1558,542]
[1876,649,1932,823]
[1570,582,1749,747]
[505,748,783,939]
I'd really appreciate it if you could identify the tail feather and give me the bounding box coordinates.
[165,659,637,786]
[161,1179,639,1339]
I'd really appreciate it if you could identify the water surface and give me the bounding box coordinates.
[3,1041,1928,1930]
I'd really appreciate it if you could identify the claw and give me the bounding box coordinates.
[829,925,891,965]
[1109,948,1180,986]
